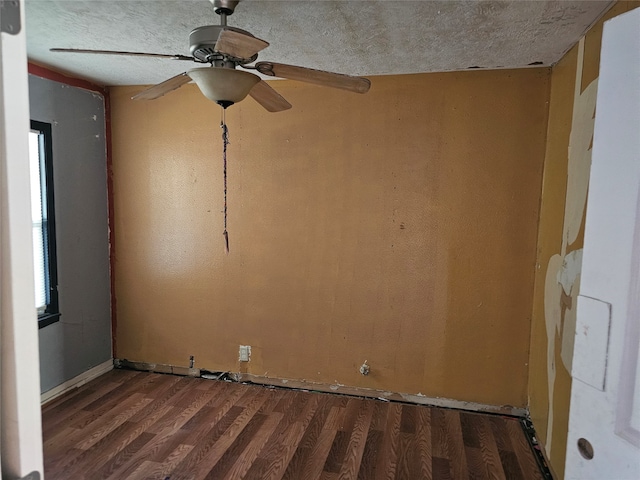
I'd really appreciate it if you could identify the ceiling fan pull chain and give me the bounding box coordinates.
[221,110,230,254]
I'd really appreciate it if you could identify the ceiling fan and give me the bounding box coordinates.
[51,0,372,112]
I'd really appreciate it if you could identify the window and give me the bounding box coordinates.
[29,120,59,328]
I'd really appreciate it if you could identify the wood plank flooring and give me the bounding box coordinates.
[42,369,546,480]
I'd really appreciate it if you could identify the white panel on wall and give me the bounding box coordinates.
[572,296,611,391]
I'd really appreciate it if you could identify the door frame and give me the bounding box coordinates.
[0,0,45,477]
[565,7,640,479]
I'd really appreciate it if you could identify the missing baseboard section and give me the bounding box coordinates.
[115,359,527,417]
[231,372,528,417]
[520,417,555,479]
[115,358,200,377]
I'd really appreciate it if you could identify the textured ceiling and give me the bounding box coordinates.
[25,0,613,86]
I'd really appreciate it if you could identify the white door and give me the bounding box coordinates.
[0,0,45,478]
[565,7,640,480]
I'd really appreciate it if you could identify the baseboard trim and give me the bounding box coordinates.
[41,359,114,405]
[115,358,527,417]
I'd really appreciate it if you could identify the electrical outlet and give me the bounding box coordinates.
[239,345,251,362]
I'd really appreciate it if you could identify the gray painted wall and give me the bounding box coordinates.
[29,74,112,393]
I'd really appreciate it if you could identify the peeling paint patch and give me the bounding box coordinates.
[558,249,583,296]
[542,36,597,456]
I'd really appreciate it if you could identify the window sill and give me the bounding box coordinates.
[38,312,61,329]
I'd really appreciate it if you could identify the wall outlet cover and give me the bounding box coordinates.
[239,345,251,362]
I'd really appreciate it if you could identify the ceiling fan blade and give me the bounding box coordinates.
[249,81,292,112]
[214,30,269,59]
[255,62,371,94]
[50,48,195,61]
[132,73,192,100]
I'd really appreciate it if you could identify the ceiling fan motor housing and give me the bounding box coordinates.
[189,25,256,65]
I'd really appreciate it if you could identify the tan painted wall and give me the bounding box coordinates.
[111,68,549,408]
[528,2,640,477]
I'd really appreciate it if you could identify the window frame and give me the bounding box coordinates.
[30,120,60,328]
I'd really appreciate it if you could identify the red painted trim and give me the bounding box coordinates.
[29,62,117,357]
[104,91,117,358]
[28,62,107,97]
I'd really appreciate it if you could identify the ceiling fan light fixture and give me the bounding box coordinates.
[188,67,259,107]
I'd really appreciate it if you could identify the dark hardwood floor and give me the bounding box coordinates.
[42,369,545,479]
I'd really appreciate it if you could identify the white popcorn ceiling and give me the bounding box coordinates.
[25,0,613,86]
